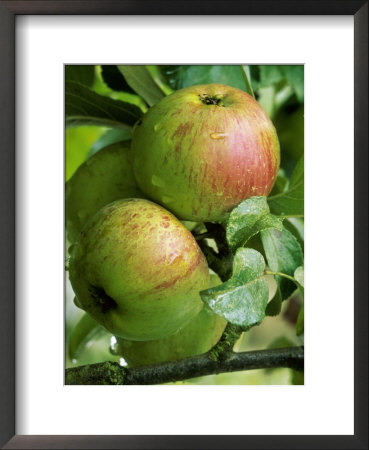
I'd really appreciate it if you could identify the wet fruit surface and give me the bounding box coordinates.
[69,198,210,341]
[132,83,280,222]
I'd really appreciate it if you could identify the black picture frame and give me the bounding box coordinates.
[1,1,367,449]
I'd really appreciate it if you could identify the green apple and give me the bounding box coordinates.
[132,83,280,222]
[115,274,227,367]
[69,198,210,341]
[66,141,145,243]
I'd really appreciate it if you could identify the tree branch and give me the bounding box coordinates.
[193,222,234,282]
[204,222,229,257]
[208,323,244,360]
[197,240,233,282]
[65,346,304,385]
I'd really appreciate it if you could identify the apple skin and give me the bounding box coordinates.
[69,198,210,341]
[132,83,280,222]
[115,274,227,367]
[66,142,145,244]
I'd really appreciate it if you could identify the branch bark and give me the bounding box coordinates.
[197,240,233,282]
[208,323,244,360]
[65,346,304,385]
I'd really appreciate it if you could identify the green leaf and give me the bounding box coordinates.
[65,126,105,181]
[65,65,95,87]
[265,287,282,316]
[268,155,304,216]
[101,65,136,93]
[281,66,304,102]
[283,218,304,253]
[296,303,304,336]
[257,86,276,117]
[290,155,304,186]
[261,227,303,301]
[258,65,304,103]
[65,81,142,129]
[241,66,255,97]
[274,104,304,164]
[200,248,269,328]
[89,128,132,156]
[294,268,304,335]
[146,65,174,95]
[117,66,165,106]
[291,369,304,385]
[268,336,295,349]
[294,266,304,294]
[69,312,105,360]
[269,169,289,196]
[248,65,261,91]
[226,197,284,252]
[259,65,284,87]
[160,65,247,91]
[244,233,266,258]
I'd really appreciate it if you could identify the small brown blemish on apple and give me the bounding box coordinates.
[173,122,194,138]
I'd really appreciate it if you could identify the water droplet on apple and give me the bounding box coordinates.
[210,132,227,140]
[119,357,128,367]
[109,336,120,355]
[216,191,224,196]
[151,175,166,188]
[166,249,180,265]
[154,123,162,132]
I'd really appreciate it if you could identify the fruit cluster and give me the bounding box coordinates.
[67,84,280,367]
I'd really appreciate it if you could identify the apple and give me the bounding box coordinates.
[115,274,227,367]
[69,198,210,341]
[132,83,280,222]
[66,141,145,243]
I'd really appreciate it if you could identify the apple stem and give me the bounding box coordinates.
[198,94,224,107]
[197,241,233,282]
[193,231,215,241]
